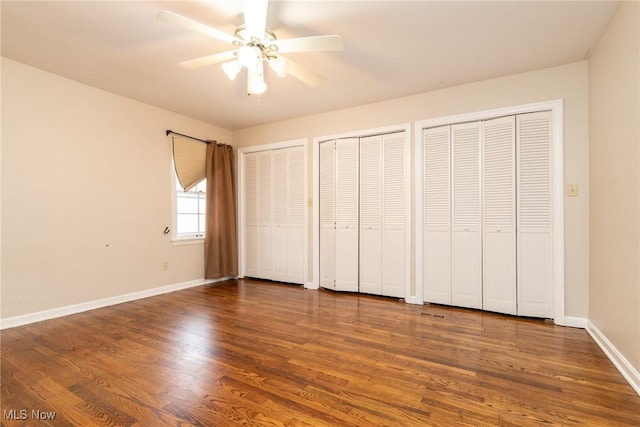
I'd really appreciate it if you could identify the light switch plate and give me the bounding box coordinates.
[567,184,579,197]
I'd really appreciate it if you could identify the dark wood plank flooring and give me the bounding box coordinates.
[2,278,639,426]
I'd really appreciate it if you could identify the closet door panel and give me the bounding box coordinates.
[319,141,336,289]
[288,146,305,284]
[359,230,381,294]
[451,233,482,308]
[359,135,382,295]
[243,153,259,277]
[382,230,405,297]
[287,227,304,283]
[272,226,288,281]
[335,138,359,292]
[382,132,406,298]
[257,152,273,279]
[517,111,553,318]
[451,122,482,309]
[483,234,516,313]
[271,149,289,281]
[483,116,516,315]
[320,229,336,288]
[423,126,451,304]
[425,231,451,303]
[518,232,552,314]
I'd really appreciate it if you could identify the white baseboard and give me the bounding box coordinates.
[586,320,640,397]
[0,277,232,330]
[563,316,588,328]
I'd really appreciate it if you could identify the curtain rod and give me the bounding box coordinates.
[165,129,213,145]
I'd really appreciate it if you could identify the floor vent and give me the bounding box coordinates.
[420,312,445,319]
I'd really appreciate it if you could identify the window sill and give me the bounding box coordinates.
[171,237,205,246]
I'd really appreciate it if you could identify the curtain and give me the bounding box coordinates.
[204,143,238,279]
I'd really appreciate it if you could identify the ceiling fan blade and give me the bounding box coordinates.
[157,10,240,45]
[284,58,325,87]
[179,50,237,70]
[243,0,268,40]
[273,35,343,54]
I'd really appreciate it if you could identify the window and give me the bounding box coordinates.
[175,177,206,240]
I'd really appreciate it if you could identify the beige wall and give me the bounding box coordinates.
[1,58,232,319]
[233,61,590,319]
[588,1,640,372]
[1,58,592,322]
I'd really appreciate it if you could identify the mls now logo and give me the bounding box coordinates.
[3,409,56,420]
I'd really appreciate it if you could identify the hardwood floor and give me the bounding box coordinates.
[2,279,639,426]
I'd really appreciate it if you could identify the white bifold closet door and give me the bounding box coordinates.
[422,110,553,318]
[359,135,382,295]
[243,153,259,278]
[451,122,482,309]
[423,126,452,304]
[272,149,289,282]
[242,146,305,284]
[257,151,273,279]
[271,147,305,284]
[319,141,336,289]
[482,116,517,315]
[517,112,553,318]
[359,132,406,298]
[286,146,305,284]
[320,139,359,292]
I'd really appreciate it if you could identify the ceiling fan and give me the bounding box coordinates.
[157,0,343,96]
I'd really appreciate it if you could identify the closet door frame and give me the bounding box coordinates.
[415,99,566,325]
[237,138,309,286]
[312,123,412,300]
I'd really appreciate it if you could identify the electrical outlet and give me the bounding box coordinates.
[162,261,169,271]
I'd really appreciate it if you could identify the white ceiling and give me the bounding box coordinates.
[1,1,618,130]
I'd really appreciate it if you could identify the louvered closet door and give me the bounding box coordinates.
[517,111,553,318]
[319,141,336,289]
[335,138,359,292]
[359,135,382,295]
[271,149,289,282]
[287,146,305,284]
[257,151,273,279]
[382,132,406,298]
[451,122,482,309]
[243,153,259,278]
[423,126,452,304]
[482,116,517,315]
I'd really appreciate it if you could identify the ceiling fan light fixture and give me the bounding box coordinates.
[269,56,289,78]
[158,1,344,96]
[222,60,242,80]
[237,45,262,68]
[247,62,267,95]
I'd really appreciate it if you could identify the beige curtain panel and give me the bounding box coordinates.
[172,135,207,191]
[204,143,238,279]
